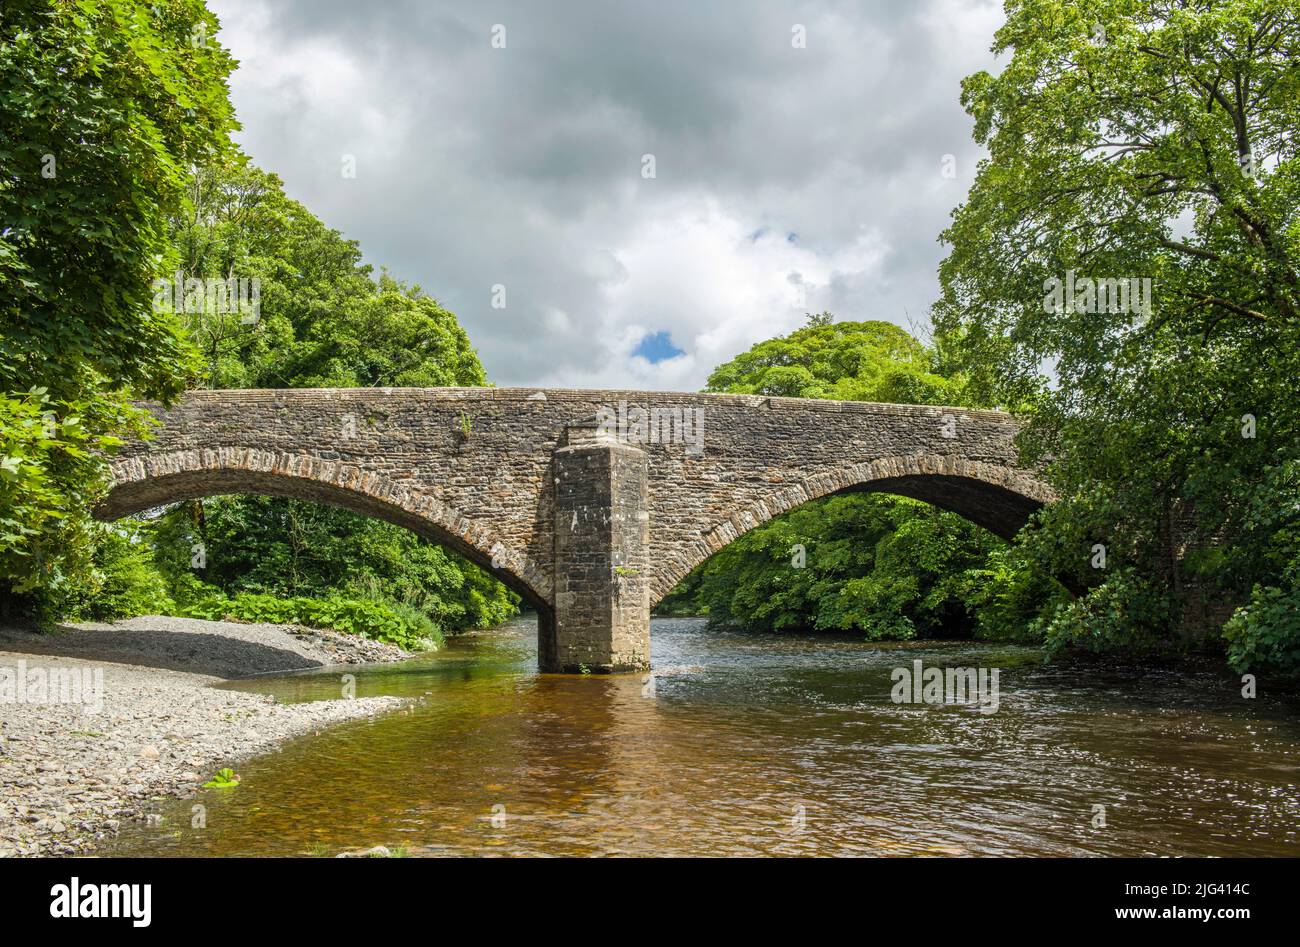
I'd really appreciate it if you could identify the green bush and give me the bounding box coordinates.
[172,588,442,651]
[673,492,1063,642]
[0,391,151,622]
[965,546,1066,643]
[151,495,517,633]
[1223,573,1300,676]
[32,520,174,623]
[1039,568,1173,657]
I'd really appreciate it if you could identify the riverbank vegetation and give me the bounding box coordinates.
[2,0,1297,673]
[658,318,1068,643]
[0,1,515,646]
[2,0,232,618]
[932,0,1300,675]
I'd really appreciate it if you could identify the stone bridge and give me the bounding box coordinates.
[98,388,1053,673]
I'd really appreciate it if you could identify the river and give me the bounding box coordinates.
[105,616,1300,857]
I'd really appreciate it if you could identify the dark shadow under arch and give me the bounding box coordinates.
[650,454,1056,608]
[98,448,553,618]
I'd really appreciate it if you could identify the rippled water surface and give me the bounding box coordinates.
[107,616,1300,857]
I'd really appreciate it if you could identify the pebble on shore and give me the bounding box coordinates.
[0,616,412,857]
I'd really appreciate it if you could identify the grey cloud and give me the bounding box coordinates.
[212,0,1002,388]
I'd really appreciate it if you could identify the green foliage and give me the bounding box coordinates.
[0,0,237,611]
[932,0,1300,670]
[42,520,175,622]
[1221,459,1300,674]
[174,588,443,651]
[1037,568,1175,656]
[963,544,1071,642]
[1223,581,1300,676]
[0,388,152,619]
[202,768,239,789]
[150,492,517,633]
[705,316,966,405]
[670,317,1065,640]
[0,391,101,589]
[0,0,235,402]
[671,493,1065,641]
[164,159,486,391]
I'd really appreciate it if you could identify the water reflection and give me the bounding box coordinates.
[106,617,1300,857]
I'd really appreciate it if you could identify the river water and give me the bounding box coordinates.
[106,616,1300,857]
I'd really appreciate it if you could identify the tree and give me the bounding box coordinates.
[704,318,965,405]
[662,319,1066,639]
[0,0,236,401]
[0,0,237,612]
[933,0,1300,670]
[148,159,513,633]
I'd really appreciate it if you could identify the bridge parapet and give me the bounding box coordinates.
[100,388,1052,671]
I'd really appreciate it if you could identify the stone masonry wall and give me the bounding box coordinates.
[552,425,651,672]
[101,388,1053,616]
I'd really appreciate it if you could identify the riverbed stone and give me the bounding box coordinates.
[0,620,409,857]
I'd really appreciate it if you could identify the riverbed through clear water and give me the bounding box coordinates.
[106,616,1300,857]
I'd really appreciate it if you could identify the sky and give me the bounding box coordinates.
[208,0,1006,391]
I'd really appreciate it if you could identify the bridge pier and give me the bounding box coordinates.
[545,423,651,673]
[101,390,1063,674]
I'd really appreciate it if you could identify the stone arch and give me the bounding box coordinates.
[97,447,553,611]
[649,453,1056,607]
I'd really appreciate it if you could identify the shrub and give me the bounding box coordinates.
[34,520,174,622]
[1222,574,1300,676]
[172,588,442,651]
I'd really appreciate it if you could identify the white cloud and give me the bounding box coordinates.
[208,0,1002,390]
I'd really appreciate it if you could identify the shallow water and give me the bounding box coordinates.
[106,616,1300,857]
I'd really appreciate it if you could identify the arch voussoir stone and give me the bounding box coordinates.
[102,388,1056,672]
[648,452,1057,606]
[101,446,552,608]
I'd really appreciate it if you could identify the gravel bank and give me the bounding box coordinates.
[0,614,408,677]
[0,617,412,857]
